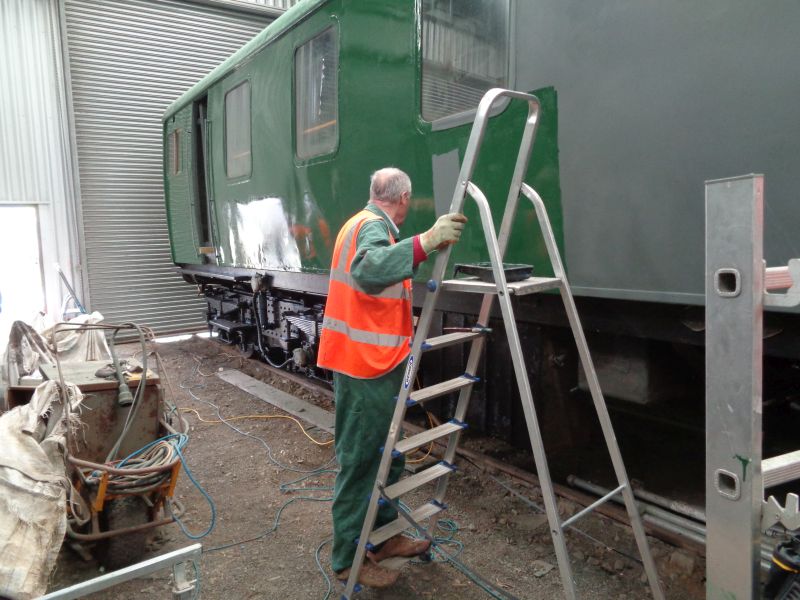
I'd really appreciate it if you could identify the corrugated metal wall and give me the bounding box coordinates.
[0,0,81,322]
[0,0,67,207]
[248,0,299,8]
[62,0,273,333]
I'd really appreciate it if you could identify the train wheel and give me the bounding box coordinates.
[100,496,150,570]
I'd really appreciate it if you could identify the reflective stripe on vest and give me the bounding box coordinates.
[328,269,412,301]
[317,210,412,379]
[321,316,407,348]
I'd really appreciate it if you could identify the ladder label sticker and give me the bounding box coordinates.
[403,356,414,389]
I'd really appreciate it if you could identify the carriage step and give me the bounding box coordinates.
[421,330,484,351]
[441,276,561,296]
[405,375,479,407]
[209,318,255,333]
[367,501,446,546]
[383,461,456,499]
[763,450,800,488]
[394,420,467,455]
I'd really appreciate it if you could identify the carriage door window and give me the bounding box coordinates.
[295,26,339,159]
[169,129,181,175]
[421,0,510,122]
[225,81,251,178]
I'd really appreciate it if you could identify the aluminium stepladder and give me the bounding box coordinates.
[342,88,664,600]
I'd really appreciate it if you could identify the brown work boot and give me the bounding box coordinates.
[368,534,432,563]
[336,561,400,589]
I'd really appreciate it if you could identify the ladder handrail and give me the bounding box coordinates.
[424,88,542,382]
[449,88,541,214]
[444,87,540,235]
[409,89,542,413]
[428,90,542,349]
[520,183,566,279]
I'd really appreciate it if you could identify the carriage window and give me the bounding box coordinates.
[170,129,181,175]
[295,27,338,159]
[225,81,251,178]
[421,0,510,122]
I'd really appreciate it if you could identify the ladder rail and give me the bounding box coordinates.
[440,89,541,269]
[343,277,452,597]
[343,264,455,596]
[464,182,577,598]
[432,90,541,503]
[519,183,665,600]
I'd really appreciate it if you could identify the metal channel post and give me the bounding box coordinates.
[705,174,764,599]
[40,543,202,600]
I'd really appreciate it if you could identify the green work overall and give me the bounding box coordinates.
[331,362,406,572]
[330,204,417,573]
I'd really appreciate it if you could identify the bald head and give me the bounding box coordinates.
[369,167,412,205]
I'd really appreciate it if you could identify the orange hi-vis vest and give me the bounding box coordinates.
[317,209,413,378]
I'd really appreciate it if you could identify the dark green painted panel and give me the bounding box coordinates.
[164,0,563,284]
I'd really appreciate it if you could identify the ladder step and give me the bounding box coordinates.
[383,462,456,499]
[421,331,483,351]
[441,276,561,296]
[763,450,800,488]
[368,501,446,546]
[395,420,467,455]
[406,375,478,407]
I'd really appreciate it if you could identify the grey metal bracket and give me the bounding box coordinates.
[172,557,199,600]
[39,544,201,600]
[763,493,800,531]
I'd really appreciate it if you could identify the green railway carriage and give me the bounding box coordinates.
[163,0,800,442]
[163,0,560,284]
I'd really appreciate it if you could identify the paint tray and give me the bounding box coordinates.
[453,262,533,283]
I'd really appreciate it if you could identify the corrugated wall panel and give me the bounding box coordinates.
[0,0,67,206]
[63,0,273,333]
[243,0,299,8]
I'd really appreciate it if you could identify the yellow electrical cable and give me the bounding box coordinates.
[772,556,800,574]
[188,353,437,461]
[180,408,334,446]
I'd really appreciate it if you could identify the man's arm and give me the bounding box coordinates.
[349,212,465,295]
[349,221,418,294]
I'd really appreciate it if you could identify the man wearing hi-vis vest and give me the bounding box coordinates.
[318,167,467,588]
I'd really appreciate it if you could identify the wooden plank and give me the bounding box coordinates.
[216,369,335,434]
[40,361,158,391]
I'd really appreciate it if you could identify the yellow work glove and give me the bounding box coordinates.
[420,213,468,254]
